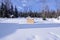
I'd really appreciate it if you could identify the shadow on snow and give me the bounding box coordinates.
[0,23,60,38]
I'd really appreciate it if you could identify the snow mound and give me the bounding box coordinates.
[0,18,60,24]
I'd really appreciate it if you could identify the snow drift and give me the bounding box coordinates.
[0,18,60,24]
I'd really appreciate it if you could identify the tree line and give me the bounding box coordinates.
[0,2,18,18]
[0,2,60,18]
[19,10,60,18]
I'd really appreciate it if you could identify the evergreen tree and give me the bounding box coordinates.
[10,5,14,15]
[8,4,14,18]
[4,4,9,18]
[14,6,18,18]
[0,2,5,17]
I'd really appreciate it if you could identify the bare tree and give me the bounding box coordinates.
[55,0,60,19]
[2,0,11,10]
[40,0,47,20]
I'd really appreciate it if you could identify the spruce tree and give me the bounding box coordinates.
[10,5,14,15]
[14,6,18,18]
[0,2,5,17]
[4,4,8,18]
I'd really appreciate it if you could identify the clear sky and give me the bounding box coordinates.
[0,0,60,12]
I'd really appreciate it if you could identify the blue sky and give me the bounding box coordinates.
[0,0,60,12]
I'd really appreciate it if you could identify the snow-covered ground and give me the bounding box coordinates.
[0,18,60,40]
[0,18,60,24]
[0,23,60,40]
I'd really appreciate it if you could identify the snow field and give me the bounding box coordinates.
[0,27,60,40]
